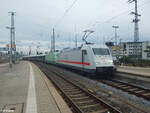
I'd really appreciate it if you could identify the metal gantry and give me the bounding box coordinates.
[128,0,141,42]
[128,0,141,59]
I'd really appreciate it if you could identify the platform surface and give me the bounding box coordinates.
[0,63,9,67]
[117,66,150,77]
[0,61,72,113]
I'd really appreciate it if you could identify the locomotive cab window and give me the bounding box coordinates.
[92,48,110,55]
[82,50,87,55]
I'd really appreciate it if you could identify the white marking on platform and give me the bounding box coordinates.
[0,63,9,67]
[25,63,37,113]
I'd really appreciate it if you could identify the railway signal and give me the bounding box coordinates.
[6,44,9,48]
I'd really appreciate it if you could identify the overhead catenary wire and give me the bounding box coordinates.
[54,0,78,28]
[81,0,150,45]
[91,0,150,29]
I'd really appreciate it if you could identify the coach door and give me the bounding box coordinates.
[82,50,87,70]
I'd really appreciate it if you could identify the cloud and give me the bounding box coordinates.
[0,0,150,53]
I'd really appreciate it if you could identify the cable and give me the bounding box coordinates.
[91,0,150,29]
[54,0,78,27]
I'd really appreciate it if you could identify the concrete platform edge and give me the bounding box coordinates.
[31,62,72,113]
[116,70,150,79]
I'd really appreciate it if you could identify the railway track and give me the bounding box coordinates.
[36,62,121,113]
[99,79,150,101]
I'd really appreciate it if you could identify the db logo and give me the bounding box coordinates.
[101,57,106,62]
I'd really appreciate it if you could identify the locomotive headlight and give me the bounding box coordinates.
[96,62,99,65]
[108,60,113,64]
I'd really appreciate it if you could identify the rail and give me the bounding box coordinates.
[36,62,122,113]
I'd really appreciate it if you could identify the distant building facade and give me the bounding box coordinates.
[142,41,150,60]
[119,41,150,60]
[105,42,116,60]
[106,41,150,60]
[0,47,9,60]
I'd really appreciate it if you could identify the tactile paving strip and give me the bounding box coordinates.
[0,103,24,113]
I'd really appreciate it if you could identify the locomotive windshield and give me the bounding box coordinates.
[92,48,110,55]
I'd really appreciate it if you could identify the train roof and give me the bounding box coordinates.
[82,43,108,48]
[60,43,108,53]
[23,54,45,58]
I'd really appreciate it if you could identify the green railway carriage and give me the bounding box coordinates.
[45,52,59,64]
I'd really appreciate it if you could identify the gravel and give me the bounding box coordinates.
[45,64,150,113]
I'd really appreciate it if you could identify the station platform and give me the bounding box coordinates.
[0,61,72,113]
[0,63,9,67]
[117,66,150,77]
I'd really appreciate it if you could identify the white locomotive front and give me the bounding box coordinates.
[57,43,115,77]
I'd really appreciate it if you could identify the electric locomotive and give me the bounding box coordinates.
[56,43,115,77]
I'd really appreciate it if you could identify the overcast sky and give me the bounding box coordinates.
[0,0,150,52]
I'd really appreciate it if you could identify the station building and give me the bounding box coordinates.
[0,47,9,60]
[106,41,150,60]
[119,41,150,60]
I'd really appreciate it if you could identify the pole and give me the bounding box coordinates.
[134,0,139,60]
[103,36,105,46]
[9,26,13,68]
[112,25,119,61]
[7,12,15,68]
[119,38,122,60]
[75,34,77,48]
[52,28,55,52]
[11,12,16,62]
[29,46,31,56]
[115,28,117,47]
[74,25,77,48]
[128,0,141,60]
[11,12,16,49]
[51,35,53,52]
[134,0,139,42]
[51,28,55,52]
[9,12,16,64]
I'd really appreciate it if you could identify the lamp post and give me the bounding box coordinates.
[112,25,119,61]
[6,26,13,68]
[112,26,119,47]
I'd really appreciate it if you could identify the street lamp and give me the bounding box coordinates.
[112,25,119,62]
[112,26,119,47]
